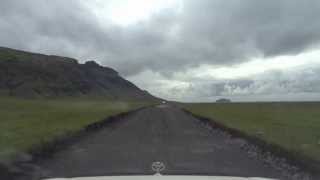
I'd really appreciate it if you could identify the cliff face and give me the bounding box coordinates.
[0,47,157,101]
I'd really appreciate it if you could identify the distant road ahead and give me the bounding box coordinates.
[34,105,286,179]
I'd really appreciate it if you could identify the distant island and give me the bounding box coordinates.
[216,98,232,103]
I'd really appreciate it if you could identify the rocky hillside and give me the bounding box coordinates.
[0,47,157,101]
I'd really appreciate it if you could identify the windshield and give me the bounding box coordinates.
[0,1,319,180]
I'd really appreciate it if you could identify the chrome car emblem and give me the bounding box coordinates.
[151,161,165,174]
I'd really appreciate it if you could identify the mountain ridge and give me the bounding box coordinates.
[0,47,158,101]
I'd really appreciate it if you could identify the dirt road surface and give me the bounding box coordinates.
[18,105,313,179]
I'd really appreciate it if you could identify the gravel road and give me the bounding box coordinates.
[18,105,315,179]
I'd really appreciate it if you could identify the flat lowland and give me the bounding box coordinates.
[183,102,320,163]
[0,97,151,160]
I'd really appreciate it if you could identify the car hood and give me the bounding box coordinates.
[45,175,277,180]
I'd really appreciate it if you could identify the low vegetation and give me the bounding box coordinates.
[0,97,152,160]
[183,102,320,162]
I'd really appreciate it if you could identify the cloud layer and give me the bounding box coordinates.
[1,0,320,101]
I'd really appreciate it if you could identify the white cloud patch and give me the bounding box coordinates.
[130,50,320,102]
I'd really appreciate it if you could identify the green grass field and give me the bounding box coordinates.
[0,97,152,160]
[183,102,320,162]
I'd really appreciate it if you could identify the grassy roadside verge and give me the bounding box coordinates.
[183,102,320,166]
[0,97,153,161]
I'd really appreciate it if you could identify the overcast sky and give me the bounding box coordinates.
[1,0,320,102]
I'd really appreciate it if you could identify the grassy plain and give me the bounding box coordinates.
[183,102,320,162]
[0,97,151,159]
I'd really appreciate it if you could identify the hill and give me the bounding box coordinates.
[0,47,157,101]
[216,98,232,103]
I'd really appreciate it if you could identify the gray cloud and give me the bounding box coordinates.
[1,0,320,76]
[0,1,102,56]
